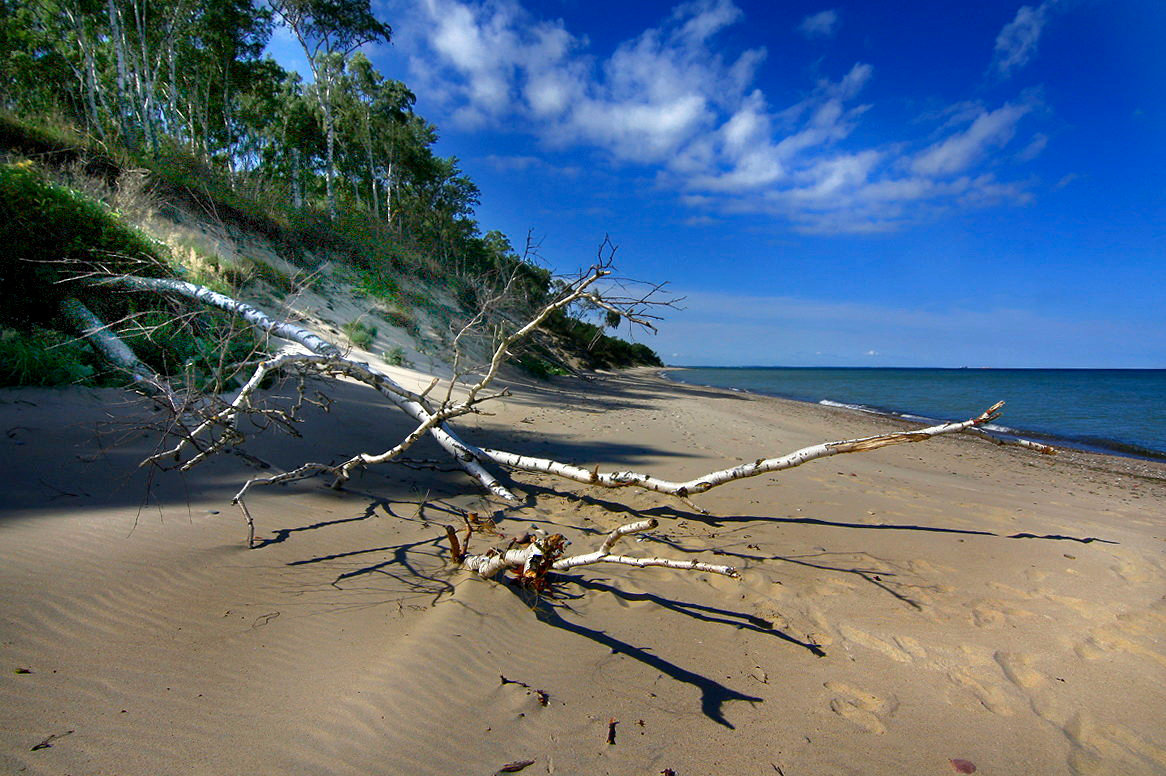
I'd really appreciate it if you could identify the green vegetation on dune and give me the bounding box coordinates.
[0,160,169,319]
[0,327,101,386]
[0,161,261,389]
[0,0,662,386]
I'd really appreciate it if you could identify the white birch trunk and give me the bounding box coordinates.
[459,519,739,580]
[478,403,1005,499]
[103,276,517,501]
[58,297,182,408]
[106,0,132,147]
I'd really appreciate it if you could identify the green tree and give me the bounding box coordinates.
[267,0,390,220]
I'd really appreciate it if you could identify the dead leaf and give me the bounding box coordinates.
[950,758,977,773]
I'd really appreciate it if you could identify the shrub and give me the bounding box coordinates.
[341,320,377,349]
[511,353,569,380]
[353,267,400,301]
[0,327,98,386]
[383,308,418,335]
[0,160,169,325]
[117,309,260,391]
[382,345,410,367]
[240,255,296,295]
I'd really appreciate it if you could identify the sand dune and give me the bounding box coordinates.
[2,373,1164,775]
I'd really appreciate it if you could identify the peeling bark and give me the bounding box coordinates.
[478,403,1005,499]
[58,297,178,406]
[102,276,516,501]
[459,519,739,581]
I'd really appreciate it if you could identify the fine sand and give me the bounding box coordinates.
[2,370,1164,775]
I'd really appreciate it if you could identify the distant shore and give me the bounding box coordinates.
[658,365,1166,465]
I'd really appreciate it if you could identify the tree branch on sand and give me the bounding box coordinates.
[477,403,1005,499]
[85,245,1046,587]
[455,518,740,586]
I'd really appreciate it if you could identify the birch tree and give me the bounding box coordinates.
[267,0,390,220]
[69,245,1043,591]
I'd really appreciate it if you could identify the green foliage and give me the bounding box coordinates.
[117,310,260,392]
[543,309,664,369]
[0,160,169,324]
[0,159,260,390]
[353,266,401,300]
[0,7,667,378]
[341,319,377,349]
[147,144,292,245]
[511,353,570,380]
[240,256,296,295]
[383,308,418,335]
[0,327,99,387]
[382,345,409,367]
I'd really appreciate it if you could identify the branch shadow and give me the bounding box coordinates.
[324,536,455,599]
[1007,532,1118,544]
[519,587,764,728]
[251,491,414,548]
[279,532,457,602]
[512,484,1119,548]
[492,371,751,415]
[568,576,826,657]
[260,493,463,601]
[514,481,698,523]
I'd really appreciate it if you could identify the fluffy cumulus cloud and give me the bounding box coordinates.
[992,0,1059,78]
[389,0,1041,233]
[797,9,840,39]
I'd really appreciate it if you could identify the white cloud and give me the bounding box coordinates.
[797,9,840,39]
[911,102,1030,176]
[481,154,581,177]
[389,0,1042,233]
[1015,132,1048,162]
[992,0,1059,78]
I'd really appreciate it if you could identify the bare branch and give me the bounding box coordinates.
[99,275,518,502]
[458,518,739,581]
[965,427,1057,454]
[479,403,1006,499]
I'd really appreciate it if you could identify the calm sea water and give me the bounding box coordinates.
[665,367,1166,460]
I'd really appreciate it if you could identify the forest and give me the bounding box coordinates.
[0,0,663,383]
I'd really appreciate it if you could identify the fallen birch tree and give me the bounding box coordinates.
[73,251,1049,586]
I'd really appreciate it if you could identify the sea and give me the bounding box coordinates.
[663,367,1166,461]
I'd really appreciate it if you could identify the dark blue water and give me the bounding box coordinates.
[665,368,1166,460]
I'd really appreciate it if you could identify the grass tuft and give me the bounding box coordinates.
[341,320,378,350]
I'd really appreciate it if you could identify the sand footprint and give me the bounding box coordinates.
[947,669,1015,716]
[1061,710,1166,775]
[994,651,1046,690]
[825,681,899,735]
[969,598,1035,629]
[837,624,915,663]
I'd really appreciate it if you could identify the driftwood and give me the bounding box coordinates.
[85,256,1050,586]
[59,297,178,405]
[100,274,518,504]
[477,402,1005,498]
[458,518,739,584]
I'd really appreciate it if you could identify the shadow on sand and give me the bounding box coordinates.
[519,585,767,728]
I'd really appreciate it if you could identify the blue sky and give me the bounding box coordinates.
[273,0,1165,367]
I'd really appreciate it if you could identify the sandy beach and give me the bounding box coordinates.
[2,370,1164,775]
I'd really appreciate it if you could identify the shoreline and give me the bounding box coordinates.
[2,373,1165,775]
[656,365,1166,466]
